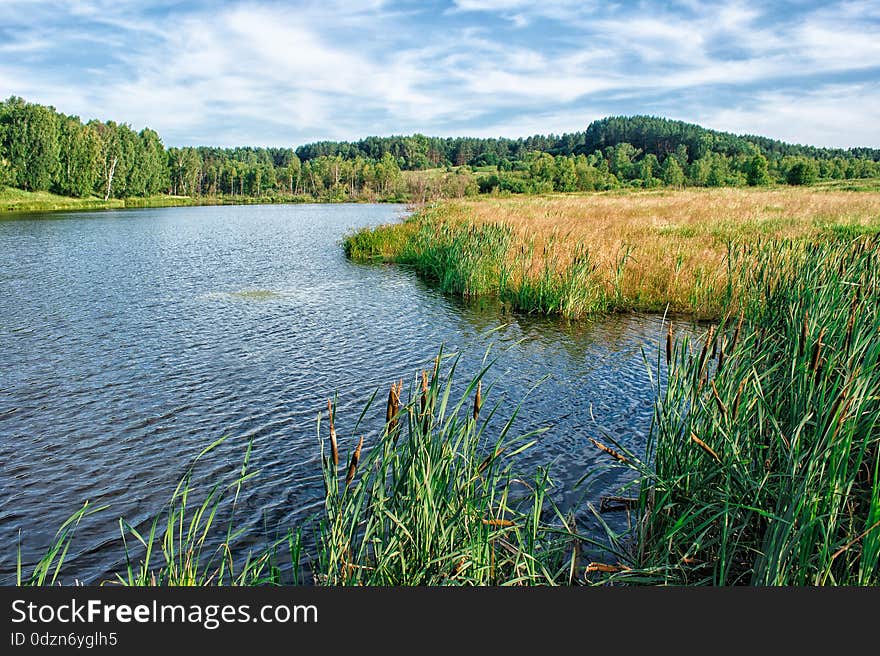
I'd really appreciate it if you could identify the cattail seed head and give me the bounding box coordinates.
[699,326,715,366]
[799,312,809,357]
[811,327,826,376]
[419,370,430,432]
[327,399,338,468]
[691,432,721,464]
[473,380,482,422]
[590,437,630,464]
[386,380,401,437]
[345,435,364,487]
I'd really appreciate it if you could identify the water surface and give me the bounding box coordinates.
[0,204,677,583]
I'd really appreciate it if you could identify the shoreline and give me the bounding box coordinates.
[4,177,878,217]
[344,187,880,320]
[0,191,408,216]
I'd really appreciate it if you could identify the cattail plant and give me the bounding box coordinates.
[314,351,570,585]
[327,399,339,468]
[386,380,402,439]
[594,235,880,586]
[345,436,364,487]
[473,380,482,422]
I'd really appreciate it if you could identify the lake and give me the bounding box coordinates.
[0,203,676,583]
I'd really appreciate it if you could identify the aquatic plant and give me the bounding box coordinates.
[588,235,880,585]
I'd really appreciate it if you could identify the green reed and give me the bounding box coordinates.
[17,437,298,586]
[342,205,729,319]
[589,235,880,585]
[315,350,575,585]
[345,206,511,298]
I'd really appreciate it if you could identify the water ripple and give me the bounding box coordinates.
[0,203,692,583]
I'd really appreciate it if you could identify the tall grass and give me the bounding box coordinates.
[113,438,301,586]
[343,187,880,318]
[16,502,106,586]
[589,235,880,585]
[346,204,512,298]
[315,351,575,585]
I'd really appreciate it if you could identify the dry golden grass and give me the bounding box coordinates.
[439,187,880,315]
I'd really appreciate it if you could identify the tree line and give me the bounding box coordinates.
[0,97,413,201]
[295,115,880,170]
[478,144,880,195]
[1,97,877,203]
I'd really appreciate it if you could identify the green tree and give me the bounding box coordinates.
[786,159,818,185]
[672,143,689,167]
[640,153,662,187]
[89,121,125,200]
[662,156,685,188]
[553,155,577,191]
[452,141,473,167]
[2,98,60,191]
[374,152,401,196]
[573,154,602,191]
[136,128,168,196]
[56,116,100,197]
[168,147,203,196]
[606,143,641,181]
[285,154,301,194]
[527,152,556,185]
[745,153,771,186]
[706,153,730,187]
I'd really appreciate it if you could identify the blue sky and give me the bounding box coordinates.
[1,0,879,148]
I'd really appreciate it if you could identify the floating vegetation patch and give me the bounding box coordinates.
[201,289,284,302]
[226,289,281,300]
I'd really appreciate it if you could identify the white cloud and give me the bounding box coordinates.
[698,83,880,149]
[450,0,596,25]
[0,0,877,146]
[453,0,538,10]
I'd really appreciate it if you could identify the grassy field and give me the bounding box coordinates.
[0,187,128,212]
[345,185,880,318]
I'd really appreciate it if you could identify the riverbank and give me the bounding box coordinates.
[0,187,405,215]
[344,185,880,319]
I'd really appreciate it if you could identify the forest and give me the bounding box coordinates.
[1,96,879,205]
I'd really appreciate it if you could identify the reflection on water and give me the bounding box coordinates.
[0,203,693,583]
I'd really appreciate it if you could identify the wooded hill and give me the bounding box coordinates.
[1,96,878,203]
